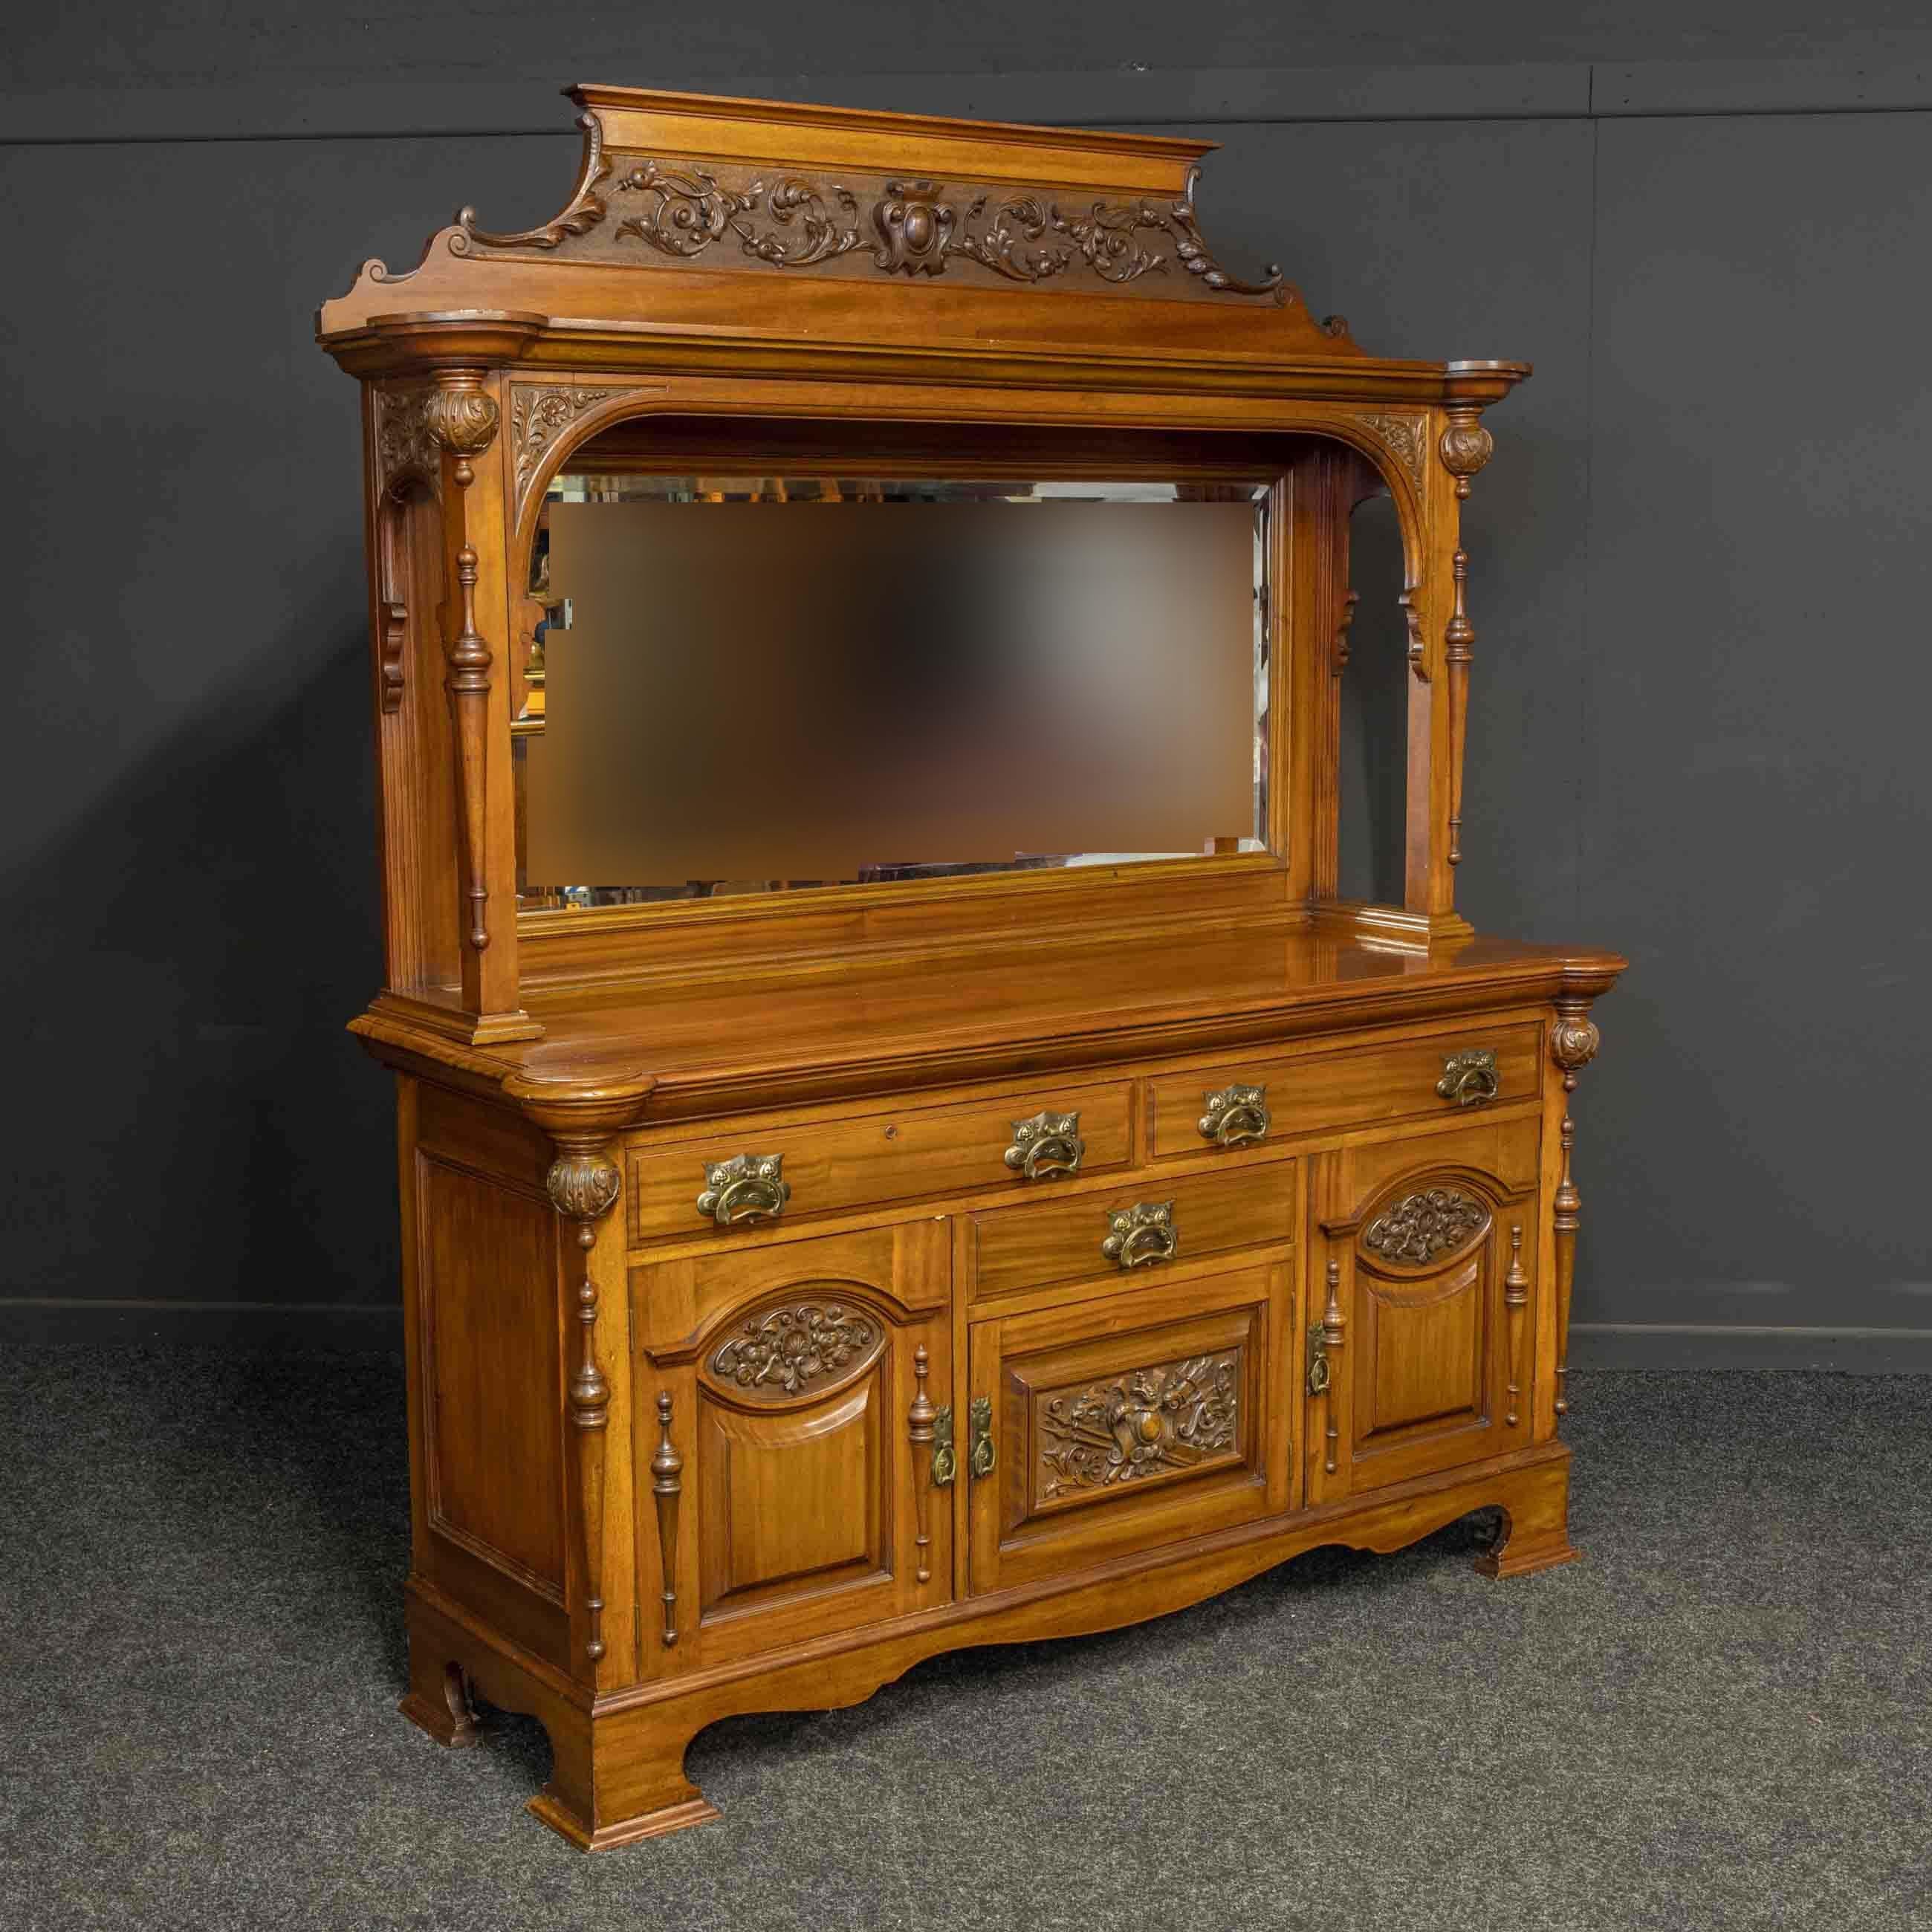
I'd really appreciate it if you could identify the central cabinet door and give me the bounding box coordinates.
[967,1260,1294,1596]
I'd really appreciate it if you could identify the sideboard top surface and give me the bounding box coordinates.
[356,923,1626,1126]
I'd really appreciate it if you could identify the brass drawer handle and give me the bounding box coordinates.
[1101,1200,1179,1271]
[1004,1109,1085,1181]
[695,1153,791,1226]
[1199,1082,1270,1148]
[967,1395,996,1478]
[1436,1048,1500,1108]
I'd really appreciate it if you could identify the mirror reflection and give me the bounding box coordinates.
[514,476,1271,908]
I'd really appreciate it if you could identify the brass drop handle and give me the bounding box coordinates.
[1004,1109,1085,1181]
[1436,1048,1500,1108]
[967,1396,996,1478]
[1198,1082,1270,1148]
[930,1406,958,1487]
[1306,1323,1332,1397]
[1101,1200,1179,1271]
[695,1153,791,1226]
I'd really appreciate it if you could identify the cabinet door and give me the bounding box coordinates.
[637,1222,953,1670]
[1306,1115,1540,1501]
[967,1260,1293,1596]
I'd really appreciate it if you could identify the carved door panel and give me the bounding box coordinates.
[967,1260,1293,1597]
[635,1222,953,1670]
[1306,1116,1540,1502]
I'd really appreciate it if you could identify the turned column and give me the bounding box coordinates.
[1548,997,1603,1427]
[506,1071,657,1687]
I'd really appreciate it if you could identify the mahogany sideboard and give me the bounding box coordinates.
[317,83,1626,1850]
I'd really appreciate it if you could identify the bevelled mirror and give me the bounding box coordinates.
[512,468,1273,909]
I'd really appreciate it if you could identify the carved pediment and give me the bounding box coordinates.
[458,126,1293,308]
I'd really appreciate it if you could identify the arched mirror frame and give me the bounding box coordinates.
[503,386,1434,986]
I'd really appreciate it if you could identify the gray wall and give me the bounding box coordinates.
[4,8,1929,1364]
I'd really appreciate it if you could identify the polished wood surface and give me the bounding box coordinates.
[322,84,1625,1850]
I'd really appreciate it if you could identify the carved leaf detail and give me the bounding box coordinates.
[1358,410,1428,494]
[710,1303,881,1397]
[1037,1349,1239,1500]
[511,385,608,499]
[374,386,438,500]
[1361,1187,1490,1266]
[545,1152,621,1222]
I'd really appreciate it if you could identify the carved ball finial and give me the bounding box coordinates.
[1439,408,1494,499]
[545,1150,622,1222]
[422,386,501,458]
[1549,1011,1601,1076]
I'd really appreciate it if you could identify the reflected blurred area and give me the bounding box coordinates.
[516,476,1270,907]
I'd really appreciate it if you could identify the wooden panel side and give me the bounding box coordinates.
[417,1153,569,1601]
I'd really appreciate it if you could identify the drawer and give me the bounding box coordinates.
[970,1161,1295,1304]
[1146,1022,1543,1160]
[629,1080,1134,1243]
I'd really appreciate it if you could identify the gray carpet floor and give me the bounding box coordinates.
[1,1349,1927,1931]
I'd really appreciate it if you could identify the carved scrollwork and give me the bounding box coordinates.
[708,1301,883,1398]
[510,385,606,499]
[1357,409,1429,496]
[1361,1187,1491,1267]
[456,112,612,250]
[519,152,1289,299]
[615,158,866,266]
[1038,1349,1239,1499]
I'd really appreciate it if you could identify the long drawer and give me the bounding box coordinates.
[1145,1022,1542,1161]
[629,1079,1134,1243]
[969,1161,1296,1304]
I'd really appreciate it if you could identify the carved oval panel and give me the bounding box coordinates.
[700,1291,887,1404]
[1359,1185,1491,1270]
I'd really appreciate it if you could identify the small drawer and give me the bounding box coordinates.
[1146,1024,1542,1159]
[970,1162,1296,1304]
[629,1080,1134,1242]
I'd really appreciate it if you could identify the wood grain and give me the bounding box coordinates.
[333,83,1624,1852]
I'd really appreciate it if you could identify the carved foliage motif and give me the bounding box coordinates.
[545,1151,622,1222]
[510,385,608,499]
[709,1301,883,1398]
[1357,410,1428,495]
[375,385,502,498]
[467,150,1285,300]
[1038,1350,1239,1499]
[374,386,438,500]
[1361,1187,1491,1267]
[422,387,500,458]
